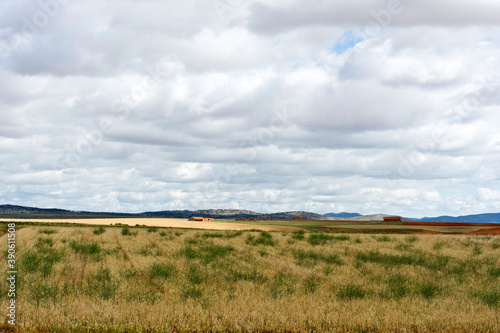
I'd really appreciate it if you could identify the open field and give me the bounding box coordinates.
[0,218,301,232]
[3,218,500,235]
[1,224,499,332]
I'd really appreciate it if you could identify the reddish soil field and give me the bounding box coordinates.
[467,227,500,235]
[405,221,500,226]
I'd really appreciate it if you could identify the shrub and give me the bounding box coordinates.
[159,231,167,237]
[336,284,366,300]
[147,227,158,233]
[93,226,106,235]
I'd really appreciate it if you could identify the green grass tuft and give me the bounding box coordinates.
[336,284,366,300]
[148,262,176,279]
[93,226,106,235]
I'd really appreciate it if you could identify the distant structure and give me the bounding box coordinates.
[293,216,308,220]
[188,217,214,222]
[384,216,402,222]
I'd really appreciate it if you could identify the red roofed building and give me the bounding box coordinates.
[188,217,214,222]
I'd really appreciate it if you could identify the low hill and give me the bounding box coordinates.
[325,212,362,219]
[412,213,500,223]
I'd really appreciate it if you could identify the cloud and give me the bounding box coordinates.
[0,0,499,217]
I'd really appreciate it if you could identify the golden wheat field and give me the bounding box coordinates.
[1,224,499,332]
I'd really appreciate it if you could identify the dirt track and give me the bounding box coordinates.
[0,218,301,232]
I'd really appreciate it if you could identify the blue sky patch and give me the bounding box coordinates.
[332,30,364,54]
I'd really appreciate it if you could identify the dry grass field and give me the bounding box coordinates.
[1,224,499,332]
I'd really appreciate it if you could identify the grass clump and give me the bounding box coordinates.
[303,274,321,294]
[180,285,203,300]
[147,227,158,233]
[488,267,500,278]
[293,249,343,267]
[475,287,500,308]
[405,235,419,243]
[87,268,118,300]
[375,235,392,242]
[419,282,441,299]
[121,227,138,236]
[186,264,206,285]
[308,233,349,246]
[382,274,411,299]
[30,282,59,306]
[472,244,483,256]
[22,248,65,277]
[308,233,333,246]
[245,232,276,246]
[336,284,366,300]
[38,228,58,235]
[35,237,54,249]
[292,230,305,240]
[93,226,106,235]
[432,241,447,251]
[69,241,101,256]
[148,262,176,279]
[269,271,296,299]
[226,267,266,283]
[179,242,234,263]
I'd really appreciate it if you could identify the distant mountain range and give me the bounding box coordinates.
[1,204,499,223]
[324,212,362,218]
[0,204,335,220]
[412,213,500,223]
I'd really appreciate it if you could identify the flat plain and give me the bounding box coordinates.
[0,221,499,332]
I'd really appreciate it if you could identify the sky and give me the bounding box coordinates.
[1,0,500,217]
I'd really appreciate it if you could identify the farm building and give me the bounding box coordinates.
[188,217,214,222]
[384,216,402,222]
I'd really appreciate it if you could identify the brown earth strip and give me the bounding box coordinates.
[467,227,500,235]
